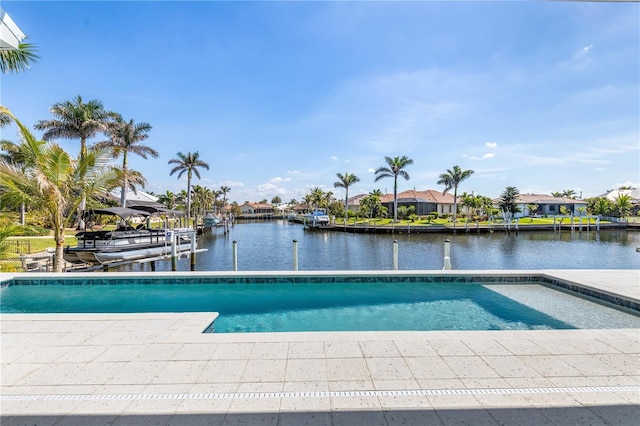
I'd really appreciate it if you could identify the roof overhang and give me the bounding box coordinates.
[0,8,25,51]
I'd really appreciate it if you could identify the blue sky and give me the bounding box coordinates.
[2,1,638,204]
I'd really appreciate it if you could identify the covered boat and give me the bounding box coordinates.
[64,207,194,265]
[303,209,331,227]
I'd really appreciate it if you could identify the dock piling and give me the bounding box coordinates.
[443,239,452,270]
[293,239,299,271]
[392,240,398,270]
[232,240,238,271]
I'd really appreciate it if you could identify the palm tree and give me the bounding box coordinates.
[374,156,413,221]
[0,106,44,225]
[437,165,474,226]
[34,96,117,228]
[158,190,176,210]
[94,117,157,207]
[0,37,39,74]
[168,151,210,221]
[191,185,214,218]
[334,172,360,221]
[614,194,632,219]
[308,187,327,209]
[1,111,115,271]
[219,185,231,214]
[561,189,577,199]
[35,96,117,164]
[109,167,148,199]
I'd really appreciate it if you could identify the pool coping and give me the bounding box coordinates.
[1,269,639,423]
[2,269,639,312]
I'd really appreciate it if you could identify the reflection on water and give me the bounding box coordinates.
[113,220,640,272]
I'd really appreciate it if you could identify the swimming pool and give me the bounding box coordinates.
[2,272,639,332]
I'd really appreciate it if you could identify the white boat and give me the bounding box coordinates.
[64,207,195,265]
[303,209,331,228]
[203,211,222,227]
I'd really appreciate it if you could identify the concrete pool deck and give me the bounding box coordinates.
[1,269,639,425]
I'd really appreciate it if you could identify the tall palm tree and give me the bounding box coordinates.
[0,38,39,74]
[94,117,157,207]
[34,96,117,228]
[437,165,474,225]
[1,111,115,271]
[190,185,214,218]
[168,151,210,221]
[219,185,231,214]
[374,156,413,221]
[334,172,360,221]
[35,96,117,165]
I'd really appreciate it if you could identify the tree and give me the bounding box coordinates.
[374,156,413,221]
[94,117,157,207]
[271,196,282,205]
[190,185,213,218]
[1,110,116,271]
[551,192,562,197]
[459,192,474,217]
[168,151,209,221]
[0,106,44,225]
[359,190,384,219]
[526,203,539,221]
[498,186,521,218]
[219,186,231,212]
[334,172,360,221]
[561,189,577,199]
[308,187,326,209]
[437,165,474,226]
[588,197,613,216]
[158,190,176,210]
[0,38,39,74]
[34,96,118,228]
[614,194,632,219]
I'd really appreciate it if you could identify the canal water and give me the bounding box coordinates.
[114,220,640,272]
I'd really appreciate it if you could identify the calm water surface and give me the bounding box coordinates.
[115,220,639,272]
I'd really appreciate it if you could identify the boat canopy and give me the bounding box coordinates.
[127,203,185,216]
[86,207,151,218]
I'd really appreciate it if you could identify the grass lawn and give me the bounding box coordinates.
[341,216,605,227]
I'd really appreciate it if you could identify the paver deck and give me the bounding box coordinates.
[1,270,639,425]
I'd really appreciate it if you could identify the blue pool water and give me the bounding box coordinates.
[2,277,639,332]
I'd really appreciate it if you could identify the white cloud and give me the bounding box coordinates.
[270,176,292,183]
[330,156,339,161]
[287,170,301,175]
[485,141,497,148]
[462,153,495,161]
[583,44,593,53]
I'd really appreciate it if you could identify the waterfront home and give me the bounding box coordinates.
[501,193,589,218]
[348,189,455,216]
[238,202,275,216]
[599,188,640,216]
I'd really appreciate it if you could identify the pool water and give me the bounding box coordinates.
[2,281,639,332]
